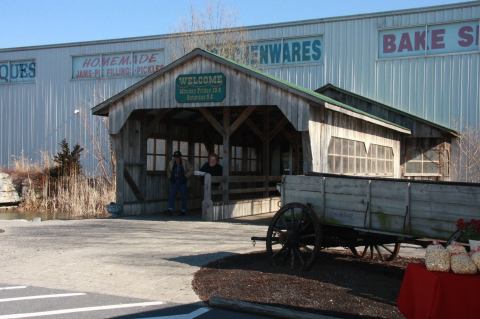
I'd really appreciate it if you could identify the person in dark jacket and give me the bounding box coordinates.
[166,151,193,215]
[200,153,223,176]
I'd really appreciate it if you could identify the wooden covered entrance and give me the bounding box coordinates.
[92,48,439,219]
[92,48,314,219]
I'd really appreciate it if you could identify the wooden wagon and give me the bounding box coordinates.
[253,173,480,269]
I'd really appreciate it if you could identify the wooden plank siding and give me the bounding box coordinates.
[283,174,480,240]
[308,107,402,178]
[108,55,311,135]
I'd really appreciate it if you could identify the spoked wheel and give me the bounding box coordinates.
[350,243,401,262]
[266,202,322,270]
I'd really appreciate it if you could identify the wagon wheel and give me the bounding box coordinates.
[350,243,401,262]
[266,202,322,270]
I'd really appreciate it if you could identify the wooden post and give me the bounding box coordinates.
[222,107,230,203]
[202,173,213,220]
[111,134,124,207]
[139,119,148,213]
[263,109,270,196]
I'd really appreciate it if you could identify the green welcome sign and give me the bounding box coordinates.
[175,73,226,103]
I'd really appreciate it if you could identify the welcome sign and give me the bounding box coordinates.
[72,49,165,79]
[379,20,479,58]
[175,73,226,103]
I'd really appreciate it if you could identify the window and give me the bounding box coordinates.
[405,142,441,176]
[368,144,394,176]
[327,137,367,175]
[247,147,258,172]
[231,146,243,173]
[193,142,209,170]
[172,140,189,157]
[214,144,224,165]
[147,138,166,172]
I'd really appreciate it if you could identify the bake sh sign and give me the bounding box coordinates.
[379,20,479,58]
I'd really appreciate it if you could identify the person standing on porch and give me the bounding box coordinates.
[166,151,193,215]
[200,153,223,176]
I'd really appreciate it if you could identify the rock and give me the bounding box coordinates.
[0,172,21,204]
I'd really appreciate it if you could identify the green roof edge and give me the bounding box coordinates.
[203,49,411,132]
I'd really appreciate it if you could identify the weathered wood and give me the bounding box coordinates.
[230,106,256,134]
[212,187,277,195]
[222,107,230,203]
[204,197,281,221]
[245,118,265,142]
[283,174,480,241]
[202,173,213,219]
[199,108,224,135]
[268,117,289,142]
[123,167,145,201]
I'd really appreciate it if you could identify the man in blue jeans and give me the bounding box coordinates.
[166,151,193,216]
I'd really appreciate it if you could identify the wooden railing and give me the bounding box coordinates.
[197,172,281,216]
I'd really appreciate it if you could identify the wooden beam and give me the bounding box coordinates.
[222,107,230,203]
[263,108,271,196]
[268,117,288,142]
[230,106,256,135]
[198,108,225,135]
[145,110,171,135]
[123,167,145,201]
[245,119,265,142]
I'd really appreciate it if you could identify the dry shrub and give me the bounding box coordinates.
[10,153,115,219]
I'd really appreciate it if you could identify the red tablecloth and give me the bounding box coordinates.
[397,263,480,319]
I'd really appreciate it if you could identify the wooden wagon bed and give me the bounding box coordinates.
[282,173,480,241]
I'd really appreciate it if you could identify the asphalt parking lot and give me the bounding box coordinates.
[0,216,266,303]
[0,283,269,319]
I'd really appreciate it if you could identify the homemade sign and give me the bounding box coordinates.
[379,20,479,58]
[0,60,36,84]
[175,73,226,103]
[72,49,164,79]
[246,36,323,65]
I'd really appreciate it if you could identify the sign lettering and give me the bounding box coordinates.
[0,60,36,84]
[379,20,479,58]
[72,50,165,79]
[175,73,226,103]
[246,36,323,65]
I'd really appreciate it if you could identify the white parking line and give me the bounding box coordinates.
[0,301,164,318]
[0,293,86,303]
[0,286,27,291]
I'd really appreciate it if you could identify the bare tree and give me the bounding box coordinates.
[171,1,250,63]
[451,126,480,183]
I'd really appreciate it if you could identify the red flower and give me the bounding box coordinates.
[457,218,465,230]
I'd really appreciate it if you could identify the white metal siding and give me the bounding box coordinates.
[0,2,479,170]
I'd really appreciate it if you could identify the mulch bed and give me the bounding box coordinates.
[193,249,423,319]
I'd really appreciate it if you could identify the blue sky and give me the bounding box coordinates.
[0,0,470,48]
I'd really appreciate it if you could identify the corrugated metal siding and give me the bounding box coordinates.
[0,3,479,171]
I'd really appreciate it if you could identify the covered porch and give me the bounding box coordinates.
[121,105,303,219]
[92,49,313,220]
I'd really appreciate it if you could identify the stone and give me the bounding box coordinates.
[0,172,21,204]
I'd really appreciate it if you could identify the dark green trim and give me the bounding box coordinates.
[92,48,409,132]
[317,83,459,137]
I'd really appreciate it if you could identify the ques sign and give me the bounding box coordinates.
[0,60,36,84]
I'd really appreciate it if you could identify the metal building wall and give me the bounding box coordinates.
[0,2,479,172]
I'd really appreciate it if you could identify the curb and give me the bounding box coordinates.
[208,296,335,319]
